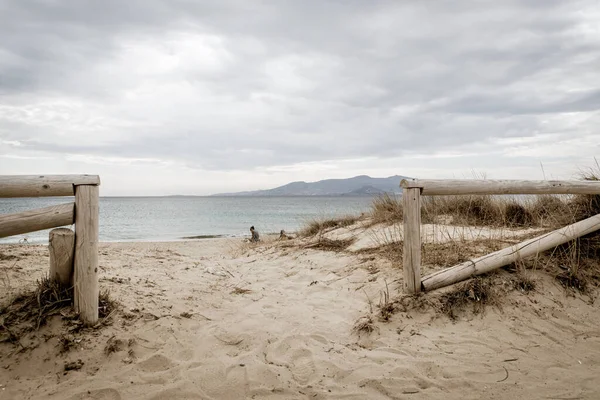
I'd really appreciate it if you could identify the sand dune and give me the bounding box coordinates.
[1,227,600,399]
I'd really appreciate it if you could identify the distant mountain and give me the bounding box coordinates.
[211,175,410,197]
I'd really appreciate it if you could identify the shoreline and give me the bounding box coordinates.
[0,237,238,246]
[0,231,294,246]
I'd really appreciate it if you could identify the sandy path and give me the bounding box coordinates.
[1,238,600,399]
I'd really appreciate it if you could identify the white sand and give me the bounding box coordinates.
[1,228,600,399]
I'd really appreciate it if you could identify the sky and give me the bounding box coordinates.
[1,1,599,196]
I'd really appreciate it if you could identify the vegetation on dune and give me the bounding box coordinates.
[370,193,403,225]
[299,215,359,237]
[0,277,118,349]
[303,164,600,298]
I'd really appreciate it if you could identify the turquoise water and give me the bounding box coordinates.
[0,196,376,244]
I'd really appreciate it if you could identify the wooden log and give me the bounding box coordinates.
[421,212,600,291]
[0,175,100,198]
[0,203,75,239]
[73,185,99,326]
[49,228,75,286]
[400,179,600,196]
[403,187,422,294]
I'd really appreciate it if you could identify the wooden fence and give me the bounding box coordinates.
[0,175,100,325]
[400,179,600,294]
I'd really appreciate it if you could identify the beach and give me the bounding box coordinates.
[2,222,600,400]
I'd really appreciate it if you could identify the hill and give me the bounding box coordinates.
[211,175,409,196]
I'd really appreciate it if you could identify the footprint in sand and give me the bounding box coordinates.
[290,348,317,385]
[266,336,318,385]
[137,354,174,372]
[69,388,122,400]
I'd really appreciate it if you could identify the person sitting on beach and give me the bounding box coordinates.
[279,230,292,240]
[250,226,260,242]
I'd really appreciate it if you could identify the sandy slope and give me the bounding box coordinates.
[1,227,600,399]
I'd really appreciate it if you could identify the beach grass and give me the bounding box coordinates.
[299,164,600,297]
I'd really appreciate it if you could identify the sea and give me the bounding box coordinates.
[0,196,377,244]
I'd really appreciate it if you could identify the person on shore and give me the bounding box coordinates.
[250,226,260,242]
[279,230,292,240]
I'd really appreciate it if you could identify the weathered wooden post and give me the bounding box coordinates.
[0,175,100,325]
[49,228,75,286]
[402,184,422,294]
[73,184,100,326]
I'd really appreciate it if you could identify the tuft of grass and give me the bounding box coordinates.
[571,166,600,222]
[303,237,355,252]
[231,287,252,295]
[98,289,118,320]
[422,195,505,226]
[0,279,119,347]
[438,277,499,320]
[377,281,395,321]
[104,336,124,355]
[370,194,403,225]
[299,215,359,237]
[545,240,591,293]
[513,273,537,293]
[0,276,72,336]
[530,195,570,227]
[352,315,377,335]
[504,201,533,227]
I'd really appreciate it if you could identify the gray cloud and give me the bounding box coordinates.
[1,0,599,177]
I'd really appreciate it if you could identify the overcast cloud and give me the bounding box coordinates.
[1,0,599,195]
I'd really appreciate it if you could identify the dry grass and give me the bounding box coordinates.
[530,195,571,227]
[0,278,119,346]
[352,315,377,335]
[361,239,505,269]
[231,287,253,295]
[423,240,504,267]
[504,201,534,227]
[377,280,394,321]
[422,195,505,226]
[571,165,600,221]
[0,276,72,340]
[303,237,356,252]
[512,271,537,293]
[358,273,535,328]
[98,289,118,320]
[370,194,403,225]
[302,166,600,294]
[299,215,359,237]
[104,336,124,355]
[438,277,500,320]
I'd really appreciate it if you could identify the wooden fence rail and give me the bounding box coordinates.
[401,179,600,196]
[0,175,100,198]
[0,175,100,325]
[399,178,600,294]
[0,203,74,239]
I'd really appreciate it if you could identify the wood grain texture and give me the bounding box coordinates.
[0,175,100,198]
[0,203,74,239]
[49,228,75,286]
[400,179,600,196]
[73,185,99,326]
[403,187,422,294]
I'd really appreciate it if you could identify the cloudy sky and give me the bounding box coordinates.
[1,1,599,195]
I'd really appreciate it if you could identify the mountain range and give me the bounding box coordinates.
[211,175,410,196]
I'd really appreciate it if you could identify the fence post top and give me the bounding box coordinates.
[400,178,423,189]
